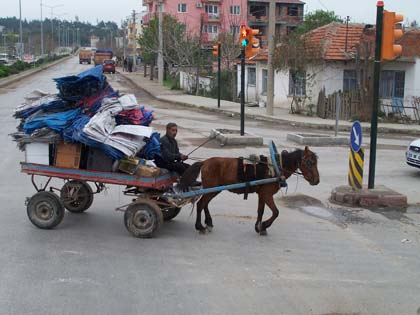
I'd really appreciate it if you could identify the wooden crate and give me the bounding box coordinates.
[55,142,82,169]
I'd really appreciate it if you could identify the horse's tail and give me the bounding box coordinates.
[180,161,203,190]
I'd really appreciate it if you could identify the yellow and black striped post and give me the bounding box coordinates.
[348,148,364,189]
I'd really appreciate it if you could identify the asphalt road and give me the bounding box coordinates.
[0,57,419,315]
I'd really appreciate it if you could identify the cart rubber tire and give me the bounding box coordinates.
[60,180,94,213]
[27,191,65,229]
[124,200,163,238]
[163,207,181,221]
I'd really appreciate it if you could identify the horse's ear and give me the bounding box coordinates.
[304,146,309,153]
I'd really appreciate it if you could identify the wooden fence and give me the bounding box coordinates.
[317,88,363,120]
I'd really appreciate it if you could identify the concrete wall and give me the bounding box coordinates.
[180,71,212,93]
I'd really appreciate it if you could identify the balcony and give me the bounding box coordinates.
[202,13,220,23]
[248,15,268,24]
[202,33,218,43]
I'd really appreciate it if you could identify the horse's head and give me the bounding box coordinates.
[299,146,320,186]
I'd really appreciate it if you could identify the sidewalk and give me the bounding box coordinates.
[119,69,420,136]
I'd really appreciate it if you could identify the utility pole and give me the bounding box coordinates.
[43,4,63,53]
[40,0,44,55]
[19,0,23,58]
[344,16,350,52]
[158,0,164,84]
[266,0,276,115]
[132,10,137,69]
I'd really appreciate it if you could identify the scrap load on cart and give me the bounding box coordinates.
[10,66,187,238]
[11,65,160,176]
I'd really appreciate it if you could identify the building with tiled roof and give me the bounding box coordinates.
[237,22,420,118]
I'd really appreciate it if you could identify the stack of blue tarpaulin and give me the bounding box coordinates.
[11,65,159,164]
[54,65,107,101]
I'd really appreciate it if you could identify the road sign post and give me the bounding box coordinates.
[349,121,364,190]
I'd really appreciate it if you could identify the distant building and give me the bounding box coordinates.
[143,0,247,46]
[248,0,304,43]
[238,22,420,119]
[143,0,304,47]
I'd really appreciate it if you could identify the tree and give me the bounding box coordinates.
[139,15,201,82]
[296,10,343,34]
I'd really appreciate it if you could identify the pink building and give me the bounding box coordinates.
[143,0,248,45]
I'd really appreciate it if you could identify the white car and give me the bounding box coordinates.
[406,139,420,169]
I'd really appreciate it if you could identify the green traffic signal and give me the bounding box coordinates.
[241,39,249,47]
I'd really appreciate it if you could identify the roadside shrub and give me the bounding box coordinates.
[0,65,10,77]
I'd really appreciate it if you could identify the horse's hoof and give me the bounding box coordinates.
[256,222,263,234]
[199,229,208,235]
[206,226,213,233]
[259,230,267,236]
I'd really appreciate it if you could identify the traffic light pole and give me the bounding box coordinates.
[368,1,384,189]
[217,42,221,108]
[240,46,245,136]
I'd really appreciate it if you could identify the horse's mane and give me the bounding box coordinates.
[281,149,304,170]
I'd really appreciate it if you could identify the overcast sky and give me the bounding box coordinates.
[1,0,418,26]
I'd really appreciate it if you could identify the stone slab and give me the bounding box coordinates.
[287,133,349,146]
[330,185,407,211]
[210,128,263,146]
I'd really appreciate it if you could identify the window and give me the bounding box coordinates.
[230,25,240,35]
[262,69,268,94]
[230,5,240,15]
[205,5,218,14]
[343,70,357,91]
[204,25,218,34]
[287,6,299,16]
[177,3,187,13]
[289,70,306,96]
[248,68,256,86]
[380,70,405,99]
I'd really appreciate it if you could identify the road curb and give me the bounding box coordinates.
[0,55,73,88]
[119,72,420,136]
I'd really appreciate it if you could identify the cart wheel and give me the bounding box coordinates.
[163,207,181,221]
[27,191,65,229]
[60,180,93,213]
[124,200,163,238]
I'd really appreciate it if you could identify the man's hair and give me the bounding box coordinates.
[166,122,177,129]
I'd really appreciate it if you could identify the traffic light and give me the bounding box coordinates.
[382,10,404,61]
[246,28,260,58]
[240,24,249,47]
[239,24,260,58]
[212,44,219,57]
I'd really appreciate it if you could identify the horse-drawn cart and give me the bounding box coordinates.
[21,141,288,238]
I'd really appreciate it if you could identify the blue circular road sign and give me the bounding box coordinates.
[350,121,362,152]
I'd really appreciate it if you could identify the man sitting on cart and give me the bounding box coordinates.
[155,122,190,176]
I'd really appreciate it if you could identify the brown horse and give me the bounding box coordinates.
[181,146,320,235]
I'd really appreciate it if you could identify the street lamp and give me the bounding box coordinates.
[42,3,64,53]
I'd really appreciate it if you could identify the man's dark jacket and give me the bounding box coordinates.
[160,135,181,162]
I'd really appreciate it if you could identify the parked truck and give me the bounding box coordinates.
[94,50,113,66]
[79,49,92,64]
